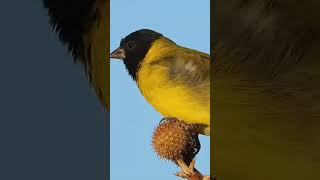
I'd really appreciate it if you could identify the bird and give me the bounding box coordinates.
[214,0,320,179]
[110,29,210,136]
[43,0,109,110]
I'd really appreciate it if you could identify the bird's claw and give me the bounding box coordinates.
[159,117,177,125]
[159,117,168,124]
[175,159,201,179]
[175,159,214,180]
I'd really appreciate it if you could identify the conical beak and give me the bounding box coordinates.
[110,47,126,60]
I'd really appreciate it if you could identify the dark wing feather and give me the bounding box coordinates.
[151,47,210,89]
[43,0,98,69]
[214,0,318,78]
[43,0,109,110]
[213,1,320,179]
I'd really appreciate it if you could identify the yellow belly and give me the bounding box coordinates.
[137,65,210,126]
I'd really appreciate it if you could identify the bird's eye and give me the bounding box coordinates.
[128,42,135,49]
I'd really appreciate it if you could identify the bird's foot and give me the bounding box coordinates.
[175,159,195,178]
[159,117,176,125]
[175,159,212,180]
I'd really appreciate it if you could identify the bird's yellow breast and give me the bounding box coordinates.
[136,38,210,127]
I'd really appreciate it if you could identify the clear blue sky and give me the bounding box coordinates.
[110,0,210,179]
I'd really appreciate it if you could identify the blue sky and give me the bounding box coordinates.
[110,0,210,179]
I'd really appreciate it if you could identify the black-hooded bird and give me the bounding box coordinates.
[43,0,109,110]
[110,29,210,136]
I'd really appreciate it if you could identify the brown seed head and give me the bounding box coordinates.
[152,118,200,165]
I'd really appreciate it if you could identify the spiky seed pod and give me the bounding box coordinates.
[152,118,200,166]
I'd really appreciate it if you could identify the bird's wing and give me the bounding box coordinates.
[149,47,210,135]
[151,47,210,89]
[213,1,320,179]
[43,0,110,110]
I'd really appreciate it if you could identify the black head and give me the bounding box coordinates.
[110,29,163,80]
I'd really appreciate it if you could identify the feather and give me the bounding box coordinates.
[43,0,109,109]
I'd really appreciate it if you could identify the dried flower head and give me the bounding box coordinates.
[152,118,200,165]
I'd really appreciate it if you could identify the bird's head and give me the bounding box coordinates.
[110,29,163,79]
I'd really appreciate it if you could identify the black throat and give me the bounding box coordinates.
[123,53,145,81]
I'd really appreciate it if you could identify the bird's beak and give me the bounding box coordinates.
[110,47,126,60]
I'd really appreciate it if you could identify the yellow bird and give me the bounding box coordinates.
[110,29,210,136]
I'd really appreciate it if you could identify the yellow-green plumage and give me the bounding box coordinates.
[111,30,210,135]
[137,37,210,135]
